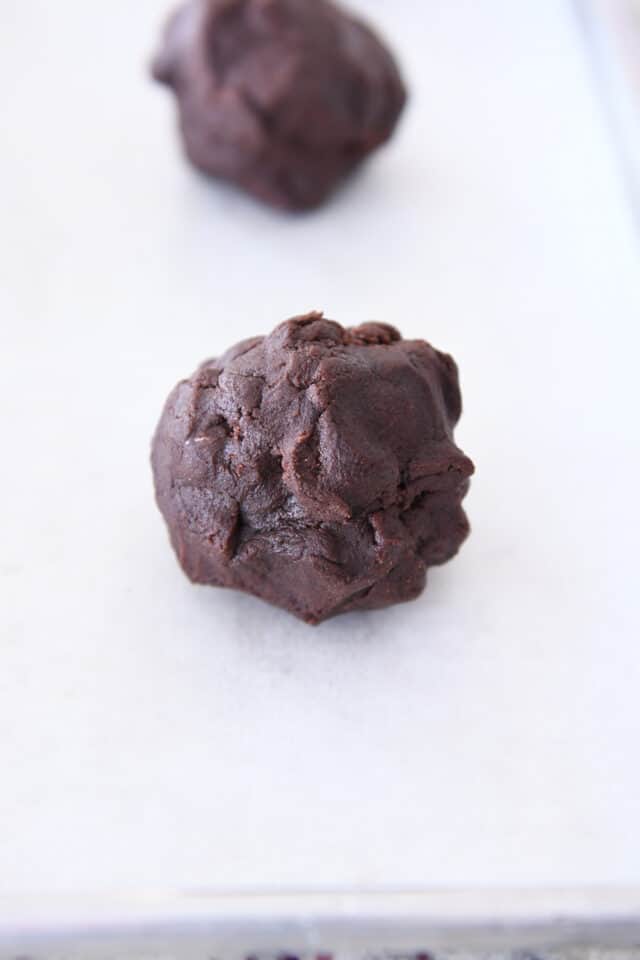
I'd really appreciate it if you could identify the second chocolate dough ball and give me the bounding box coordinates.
[152,0,407,209]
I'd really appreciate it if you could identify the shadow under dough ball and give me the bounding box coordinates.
[152,314,474,624]
[152,0,407,209]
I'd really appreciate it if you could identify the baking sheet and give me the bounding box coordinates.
[1,0,639,900]
[2,890,640,959]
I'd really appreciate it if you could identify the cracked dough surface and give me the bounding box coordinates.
[152,313,474,623]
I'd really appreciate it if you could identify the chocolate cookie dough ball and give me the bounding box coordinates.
[152,0,407,209]
[152,313,474,624]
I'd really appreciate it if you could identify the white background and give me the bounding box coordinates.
[1,0,639,897]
